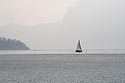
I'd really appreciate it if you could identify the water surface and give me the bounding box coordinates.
[0,50,125,83]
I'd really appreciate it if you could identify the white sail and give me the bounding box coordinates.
[75,40,82,52]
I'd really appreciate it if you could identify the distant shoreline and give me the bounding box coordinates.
[0,49,125,55]
[0,53,125,55]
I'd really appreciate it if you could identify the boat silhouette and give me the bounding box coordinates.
[75,40,82,52]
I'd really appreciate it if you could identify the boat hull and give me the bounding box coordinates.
[75,50,82,52]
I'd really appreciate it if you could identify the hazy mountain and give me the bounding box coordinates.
[0,0,125,49]
[0,37,30,50]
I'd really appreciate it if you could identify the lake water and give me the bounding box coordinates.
[0,50,125,83]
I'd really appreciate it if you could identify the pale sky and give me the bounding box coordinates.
[0,0,125,50]
[0,0,79,26]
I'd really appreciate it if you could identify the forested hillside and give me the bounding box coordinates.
[0,37,30,50]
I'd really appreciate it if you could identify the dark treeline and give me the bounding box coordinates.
[0,37,30,50]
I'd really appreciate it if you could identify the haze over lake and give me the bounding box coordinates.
[0,0,125,50]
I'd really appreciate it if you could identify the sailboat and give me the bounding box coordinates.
[75,40,82,52]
